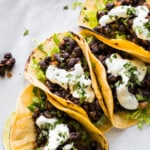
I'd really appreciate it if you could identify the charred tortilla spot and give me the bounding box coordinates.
[83,7,87,10]
[70,31,81,40]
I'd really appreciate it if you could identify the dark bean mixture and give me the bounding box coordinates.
[38,37,104,124]
[0,52,16,77]
[88,37,150,112]
[94,0,150,51]
[29,88,103,150]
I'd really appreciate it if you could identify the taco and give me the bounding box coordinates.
[81,30,150,129]
[3,85,108,150]
[24,31,112,131]
[79,0,150,55]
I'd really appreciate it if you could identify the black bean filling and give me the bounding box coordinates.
[29,89,103,150]
[94,0,150,51]
[38,37,104,123]
[88,38,150,112]
[0,52,16,77]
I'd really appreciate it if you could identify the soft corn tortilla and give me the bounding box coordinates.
[24,31,112,131]
[79,0,150,59]
[3,85,109,150]
[80,30,138,129]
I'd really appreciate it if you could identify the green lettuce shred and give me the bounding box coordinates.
[82,10,98,28]
[31,57,46,82]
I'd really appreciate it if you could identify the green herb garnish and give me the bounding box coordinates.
[23,29,29,36]
[127,7,136,16]
[63,5,68,10]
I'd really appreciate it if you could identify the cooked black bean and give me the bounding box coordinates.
[120,0,131,5]
[62,52,70,59]
[54,54,63,63]
[0,63,5,76]
[64,37,76,48]
[5,58,16,70]
[0,58,7,64]
[119,24,126,32]
[4,52,12,59]
[107,74,121,84]
[67,57,79,68]
[73,47,82,57]
[90,42,100,54]
[59,42,66,50]
[69,132,81,141]
[97,11,106,20]
[93,25,102,33]
[44,56,51,64]
[38,60,48,70]
[90,141,99,149]
[106,2,114,10]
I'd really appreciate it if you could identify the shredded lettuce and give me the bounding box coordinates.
[48,46,60,56]
[127,108,150,129]
[72,1,83,10]
[31,57,46,82]
[52,33,61,45]
[96,0,115,10]
[82,10,98,28]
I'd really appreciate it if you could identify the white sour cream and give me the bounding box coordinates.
[99,5,150,41]
[105,53,147,110]
[36,115,70,150]
[62,143,74,150]
[46,63,95,103]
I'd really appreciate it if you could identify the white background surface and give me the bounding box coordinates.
[0,0,150,150]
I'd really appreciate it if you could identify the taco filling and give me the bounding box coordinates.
[28,87,104,150]
[84,35,150,127]
[81,0,150,51]
[31,33,107,126]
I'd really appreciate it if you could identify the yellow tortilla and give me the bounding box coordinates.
[80,30,138,129]
[79,0,150,61]
[24,31,112,131]
[4,85,109,150]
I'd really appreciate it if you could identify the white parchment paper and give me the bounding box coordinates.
[0,0,150,149]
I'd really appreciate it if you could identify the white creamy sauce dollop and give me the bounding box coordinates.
[36,115,70,150]
[105,53,147,110]
[99,5,150,41]
[46,63,95,103]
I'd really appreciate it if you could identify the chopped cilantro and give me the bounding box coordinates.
[144,22,150,29]
[23,29,29,36]
[37,43,48,56]
[136,94,145,101]
[147,65,150,74]
[63,5,68,10]
[28,88,46,112]
[127,7,137,16]
[72,1,83,10]
[84,36,94,44]
[135,26,143,34]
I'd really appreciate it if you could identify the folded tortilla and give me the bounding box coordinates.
[24,31,112,131]
[79,0,150,61]
[80,29,150,128]
[3,85,108,150]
